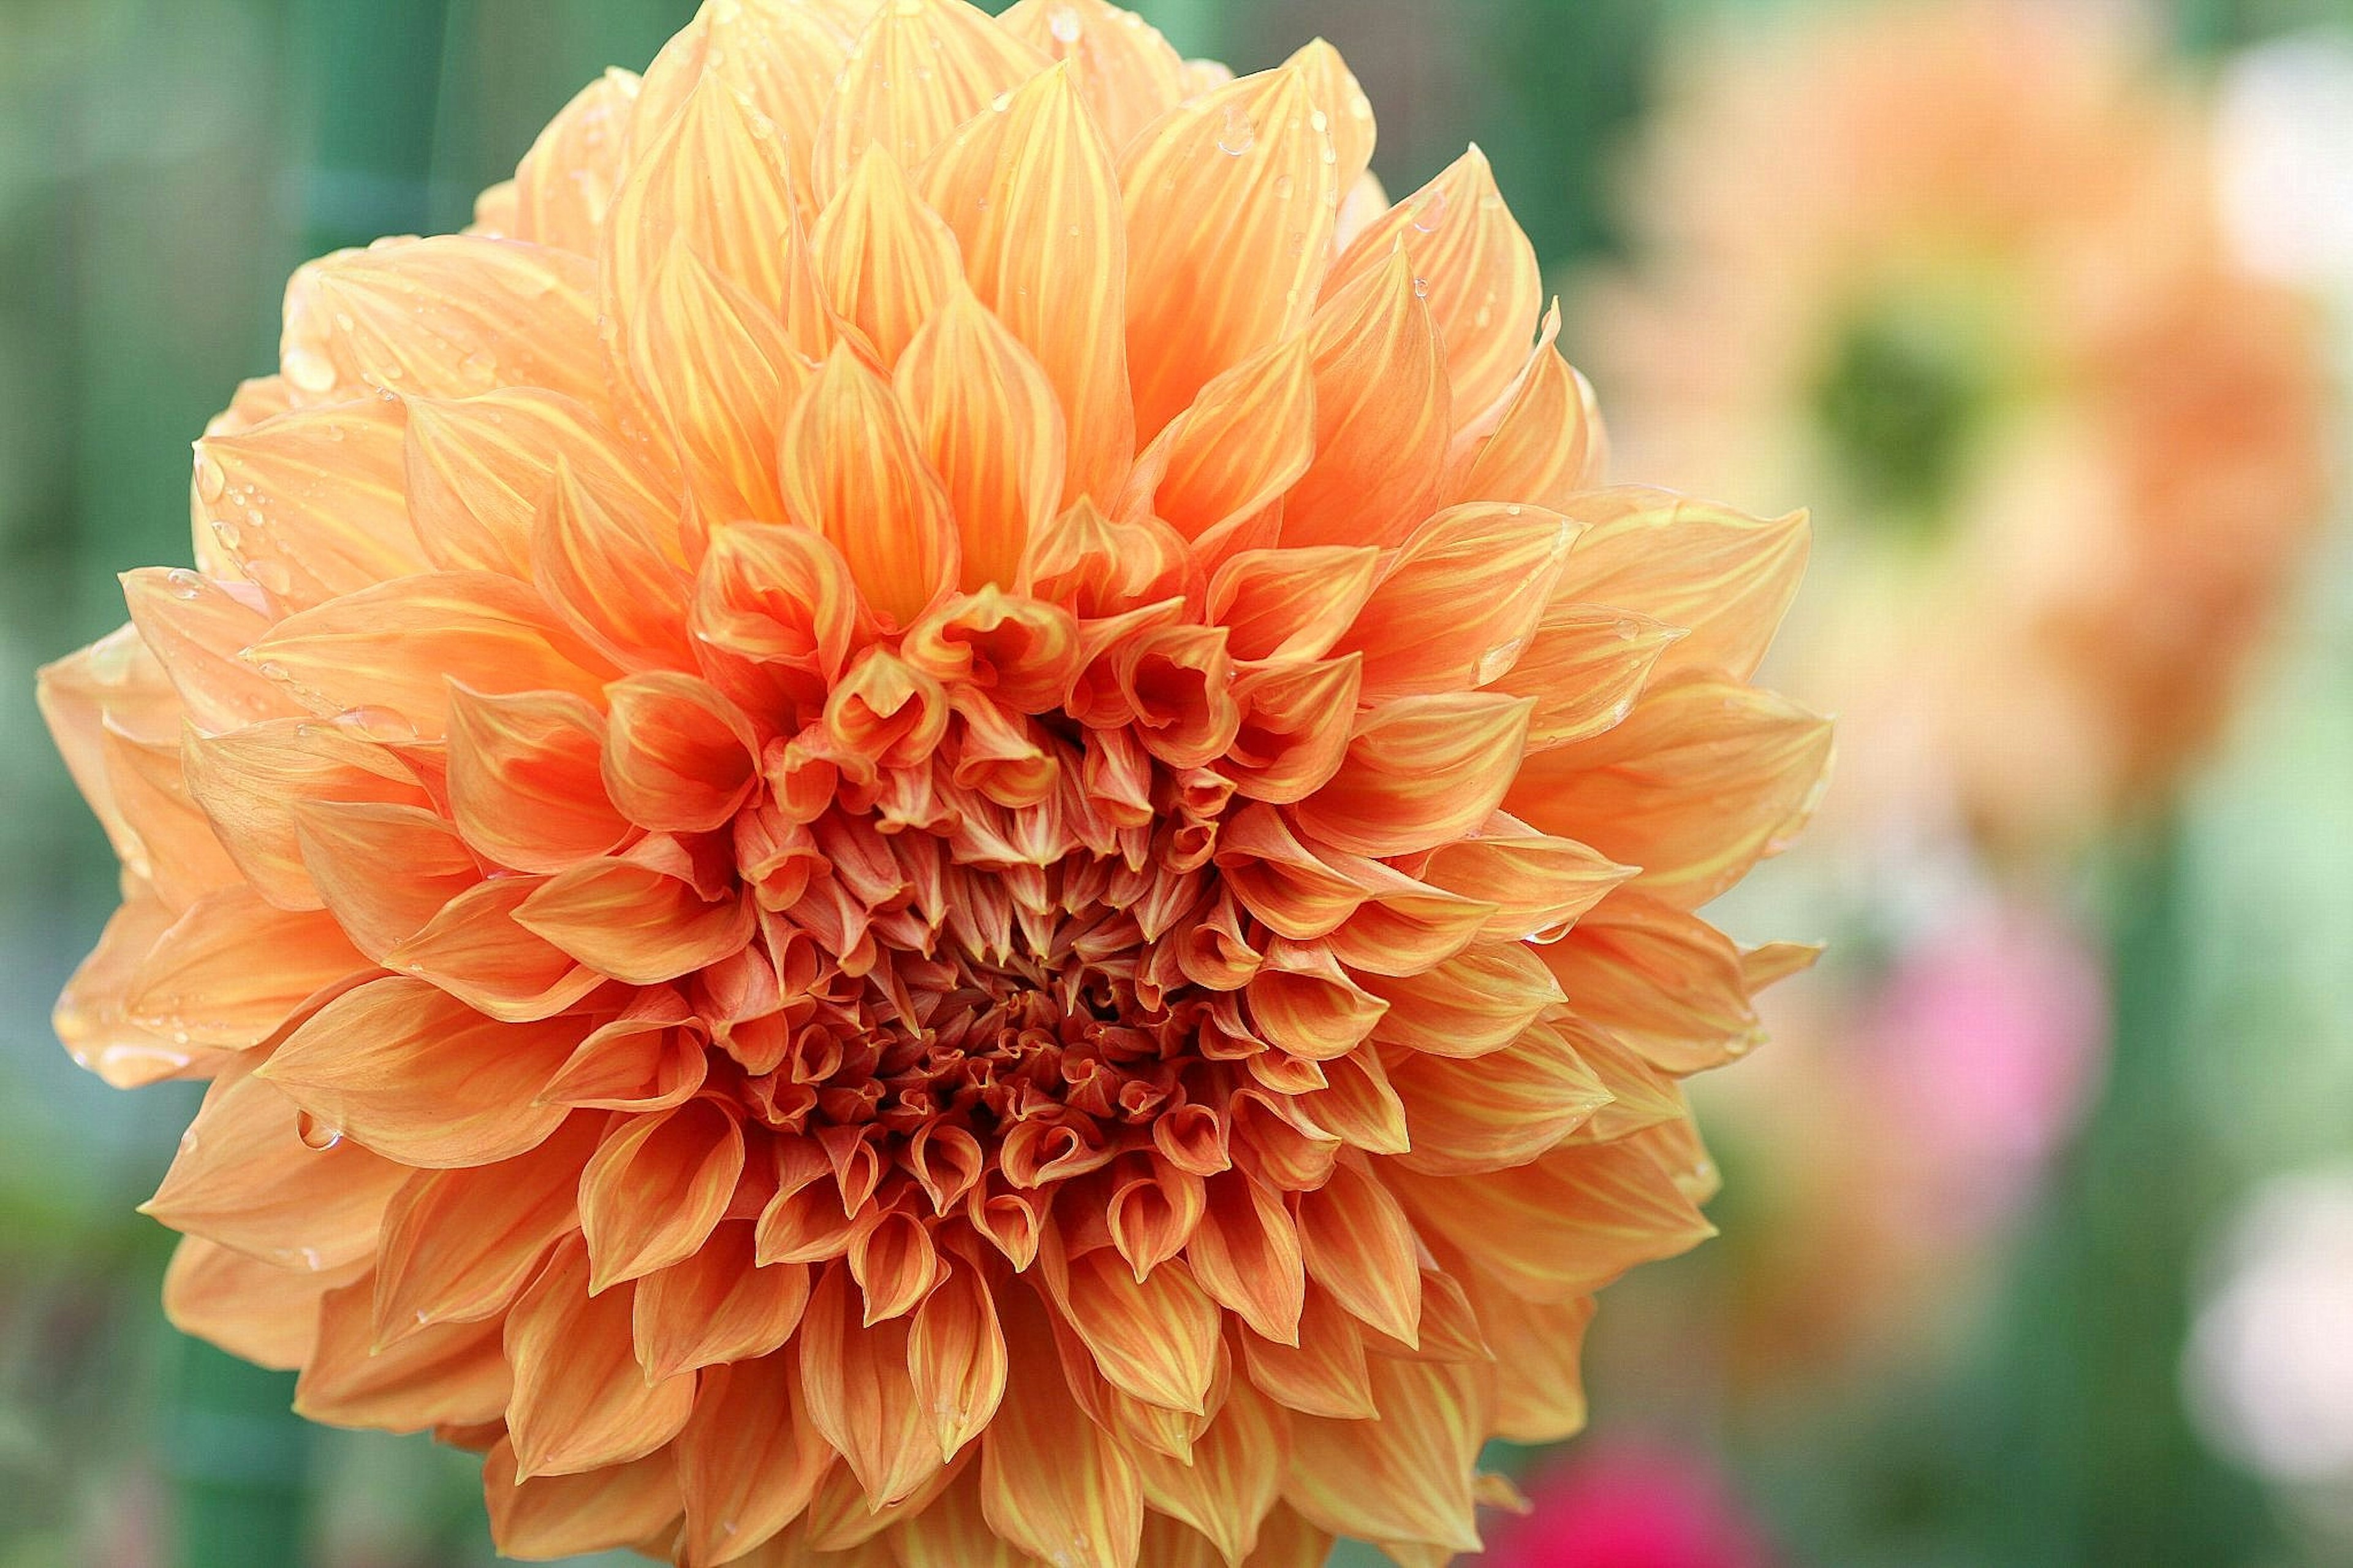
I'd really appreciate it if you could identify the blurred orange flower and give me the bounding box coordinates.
[1585,0,2330,855]
[39,1,1827,1562]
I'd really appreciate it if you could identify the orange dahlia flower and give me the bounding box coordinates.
[1583,0,2329,854]
[39,2,1827,1562]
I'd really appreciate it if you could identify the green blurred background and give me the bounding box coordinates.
[6,0,2353,1564]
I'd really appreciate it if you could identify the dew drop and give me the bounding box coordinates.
[1216,105,1256,156]
[1412,275,1431,300]
[192,451,226,502]
[164,568,205,600]
[338,705,419,743]
[1046,2,1082,44]
[1412,186,1451,233]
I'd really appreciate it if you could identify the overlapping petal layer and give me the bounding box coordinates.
[44,3,1827,1563]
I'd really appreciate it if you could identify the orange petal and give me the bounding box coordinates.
[292,798,480,961]
[1537,891,1760,1074]
[1360,941,1561,1059]
[125,887,369,1050]
[509,69,642,254]
[1389,1018,1613,1175]
[244,570,610,741]
[1292,691,1533,857]
[1131,1374,1286,1566]
[813,145,964,369]
[1044,1238,1220,1414]
[445,685,629,873]
[1241,1286,1375,1420]
[542,991,710,1113]
[980,1298,1145,1568]
[516,857,756,985]
[97,718,244,911]
[1508,671,1832,909]
[1000,0,1185,150]
[163,1237,353,1370]
[383,876,605,1023]
[371,1113,599,1344]
[483,1439,683,1562]
[780,347,960,629]
[1461,1279,1597,1445]
[631,0,851,222]
[1122,62,1339,441]
[907,1256,1009,1460]
[1333,502,1577,701]
[1548,490,1810,681]
[797,1263,943,1506]
[581,1099,746,1292]
[120,569,296,732]
[1297,1157,1421,1344]
[637,1224,811,1384]
[922,64,1136,505]
[603,672,762,833]
[297,1275,510,1430]
[260,977,584,1166]
[1283,247,1449,550]
[1322,146,1540,430]
[1451,320,1608,512]
[1490,602,1683,749]
[1134,335,1316,548]
[280,235,603,406]
[1417,816,1632,944]
[1221,657,1362,806]
[895,286,1069,593]
[192,399,427,610]
[888,1465,1036,1568]
[605,68,800,325]
[811,0,1048,202]
[675,1350,832,1567]
[143,1067,407,1273]
[506,1238,696,1477]
[57,893,221,1089]
[1186,1169,1306,1345]
[1245,938,1388,1061]
[1282,1356,1488,1553]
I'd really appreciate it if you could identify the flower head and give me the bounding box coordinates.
[1583,0,2329,853]
[42,2,1827,1562]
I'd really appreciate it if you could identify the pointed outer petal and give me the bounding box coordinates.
[1132,336,1316,546]
[1214,802,1368,940]
[1238,1505,1333,1568]
[279,235,604,406]
[920,65,1135,506]
[142,1068,406,1270]
[1745,939,1823,993]
[1290,691,1534,858]
[373,1116,597,1347]
[803,1447,969,1553]
[1559,1020,1686,1145]
[1451,333,1608,512]
[635,1226,810,1384]
[1240,1287,1376,1420]
[1321,147,1540,430]
[675,1352,832,1568]
[509,68,642,253]
[980,1297,1146,1568]
[1040,1237,1219,1414]
[1019,499,1186,619]
[290,798,479,960]
[96,721,244,911]
[1219,656,1362,806]
[125,889,369,1050]
[1387,1020,1615,1176]
[1131,1374,1287,1566]
[1314,853,1493,979]
[58,895,216,1089]
[121,570,299,731]
[798,1263,943,1506]
[901,587,1082,714]
[1359,941,1561,1059]
[192,401,428,610]
[887,1464,1040,1568]
[164,1237,352,1369]
[1244,939,1387,1062]
[1121,64,1339,442]
[812,146,963,369]
[895,286,1069,593]
[1417,819,1631,945]
[1186,1170,1306,1345]
[1547,491,1810,681]
[484,1439,683,1562]
[259,978,583,1167]
[382,875,605,1023]
[402,385,673,578]
[1295,1158,1422,1344]
[1537,893,1760,1075]
[515,858,755,985]
[506,1238,697,1477]
[1333,504,1577,702]
[1281,251,1450,550]
[849,1208,944,1324]
[780,348,960,628]
[1506,672,1832,910]
[1490,603,1682,750]
[579,1099,746,1293]
[542,994,709,1114]
[999,0,1183,149]
[630,0,852,222]
[1294,1050,1409,1157]
[692,520,866,712]
[907,1256,1009,1460]
[605,68,799,324]
[813,0,1048,201]
[180,717,428,910]
[1394,1139,1714,1305]
[244,571,610,740]
[601,672,761,833]
[1460,1281,1594,1445]
[1207,547,1379,666]
[297,1276,511,1430]
[445,686,629,873]
[38,626,178,864]
[627,240,806,539]
[1282,1354,1487,1553]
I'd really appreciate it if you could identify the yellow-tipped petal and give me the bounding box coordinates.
[780,347,961,628]
[505,1239,696,1477]
[812,0,1049,202]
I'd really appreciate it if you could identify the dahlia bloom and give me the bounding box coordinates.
[1582,0,2329,854]
[39,2,1827,1562]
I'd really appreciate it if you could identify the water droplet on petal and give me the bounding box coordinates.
[165,568,205,600]
[192,452,226,502]
[1412,186,1451,233]
[1216,105,1256,156]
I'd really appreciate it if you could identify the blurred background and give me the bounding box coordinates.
[4,0,2352,1563]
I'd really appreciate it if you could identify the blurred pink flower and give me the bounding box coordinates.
[1477,1445,1772,1568]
